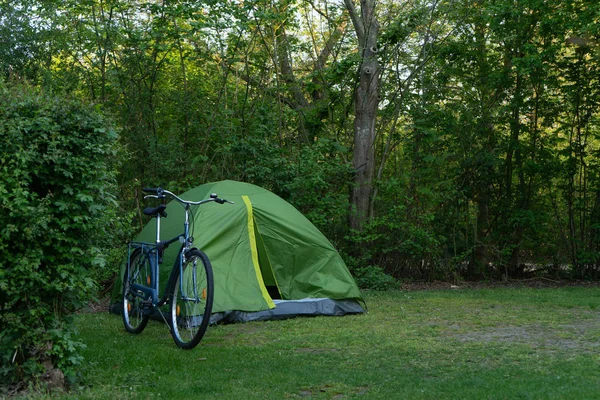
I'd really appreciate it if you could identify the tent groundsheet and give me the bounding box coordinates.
[212,298,365,323]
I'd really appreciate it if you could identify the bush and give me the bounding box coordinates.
[0,82,120,392]
[284,140,352,239]
[344,208,443,281]
[352,265,398,291]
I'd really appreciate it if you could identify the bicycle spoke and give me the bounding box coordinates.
[122,249,150,334]
[170,250,213,349]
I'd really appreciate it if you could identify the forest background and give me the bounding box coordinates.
[3,0,600,284]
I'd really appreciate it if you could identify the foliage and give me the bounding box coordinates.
[0,81,120,391]
[284,140,352,238]
[2,0,600,286]
[345,206,443,281]
[350,265,397,291]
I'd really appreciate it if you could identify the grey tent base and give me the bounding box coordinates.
[110,298,365,324]
[211,298,365,324]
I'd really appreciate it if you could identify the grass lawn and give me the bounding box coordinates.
[55,287,599,399]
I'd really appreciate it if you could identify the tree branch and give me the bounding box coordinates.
[343,0,364,43]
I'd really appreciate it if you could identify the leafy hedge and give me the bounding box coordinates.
[0,82,120,391]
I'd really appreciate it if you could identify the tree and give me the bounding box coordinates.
[344,0,379,231]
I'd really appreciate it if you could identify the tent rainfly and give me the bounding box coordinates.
[111,180,365,323]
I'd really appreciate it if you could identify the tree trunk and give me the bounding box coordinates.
[344,0,379,231]
[470,195,490,278]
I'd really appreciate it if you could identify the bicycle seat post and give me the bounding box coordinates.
[155,213,161,244]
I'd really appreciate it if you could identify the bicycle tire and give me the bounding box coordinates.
[123,248,151,334]
[170,249,214,349]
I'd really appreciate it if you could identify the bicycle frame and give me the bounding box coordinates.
[126,203,194,309]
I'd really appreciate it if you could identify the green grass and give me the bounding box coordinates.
[54,288,600,398]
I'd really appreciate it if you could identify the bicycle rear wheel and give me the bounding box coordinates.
[170,249,214,349]
[123,248,151,334]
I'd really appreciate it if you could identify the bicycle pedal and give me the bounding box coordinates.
[141,300,154,315]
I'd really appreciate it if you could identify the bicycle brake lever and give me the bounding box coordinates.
[215,198,234,205]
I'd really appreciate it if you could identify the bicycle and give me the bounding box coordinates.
[122,187,233,349]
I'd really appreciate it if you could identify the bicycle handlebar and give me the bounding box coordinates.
[142,187,234,206]
[143,187,163,195]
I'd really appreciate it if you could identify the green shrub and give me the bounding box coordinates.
[284,140,352,238]
[344,208,443,281]
[352,265,398,291]
[0,82,120,392]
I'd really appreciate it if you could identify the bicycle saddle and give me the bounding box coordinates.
[143,204,168,218]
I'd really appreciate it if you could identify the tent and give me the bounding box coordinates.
[111,180,365,323]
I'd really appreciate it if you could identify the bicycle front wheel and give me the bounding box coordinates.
[170,249,214,349]
[123,248,151,334]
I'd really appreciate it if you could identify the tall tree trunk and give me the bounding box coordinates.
[506,71,524,276]
[344,0,380,231]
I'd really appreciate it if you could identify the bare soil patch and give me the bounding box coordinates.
[84,295,112,313]
[450,320,600,353]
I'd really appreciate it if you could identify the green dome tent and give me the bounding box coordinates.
[111,180,365,322]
